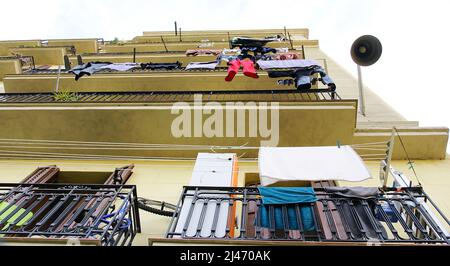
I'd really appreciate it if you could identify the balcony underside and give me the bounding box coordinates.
[3,72,302,93]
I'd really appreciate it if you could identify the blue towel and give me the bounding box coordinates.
[258,187,317,231]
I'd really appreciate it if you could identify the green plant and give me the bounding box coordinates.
[53,91,80,102]
[110,37,120,45]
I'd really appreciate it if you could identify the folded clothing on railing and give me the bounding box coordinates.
[257,59,319,70]
[185,61,219,70]
[98,62,139,72]
[323,186,389,239]
[69,61,113,80]
[267,66,335,90]
[323,187,380,199]
[186,49,222,56]
[231,36,282,48]
[274,52,300,60]
[258,187,317,231]
[140,61,182,70]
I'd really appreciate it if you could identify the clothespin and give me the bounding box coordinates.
[407,161,415,170]
[336,140,341,148]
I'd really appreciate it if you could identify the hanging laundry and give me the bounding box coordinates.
[185,61,219,70]
[240,46,278,61]
[197,42,214,48]
[216,48,259,81]
[257,59,319,70]
[323,186,388,239]
[268,67,335,90]
[257,187,317,231]
[225,58,258,81]
[69,61,112,81]
[99,63,139,72]
[274,52,300,60]
[140,61,181,70]
[231,36,282,48]
[258,146,371,186]
[323,187,380,199]
[275,47,289,53]
[240,46,277,55]
[216,49,240,63]
[186,49,222,56]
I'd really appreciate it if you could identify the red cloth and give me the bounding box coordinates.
[225,59,259,81]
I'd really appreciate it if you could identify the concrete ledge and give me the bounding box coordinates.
[353,127,449,160]
[0,102,357,159]
[142,28,310,38]
[3,72,296,93]
[8,47,66,65]
[148,237,430,246]
[0,40,41,56]
[0,237,101,246]
[0,59,22,80]
[47,38,98,54]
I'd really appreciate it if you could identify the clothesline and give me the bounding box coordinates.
[67,38,335,91]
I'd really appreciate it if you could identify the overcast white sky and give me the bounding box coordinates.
[1,0,450,136]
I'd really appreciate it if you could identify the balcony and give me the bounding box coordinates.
[0,89,341,104]
[164,186,450,245]
[0,183,141,246]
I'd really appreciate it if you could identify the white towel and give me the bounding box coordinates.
[257,59,320,70]
[258,146,372,186]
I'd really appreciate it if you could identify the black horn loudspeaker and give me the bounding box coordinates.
[351,35,382,66]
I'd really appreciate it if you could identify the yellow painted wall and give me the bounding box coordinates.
[0,40,41,56]
[3,72,295,93]
[0,59,22,80]
[8,47,66,65]
[0,102,357,159]
[47,39,98,54]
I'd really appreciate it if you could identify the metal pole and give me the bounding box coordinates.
[55,65,61,92]
[357,65,366,116]
[382,127,395,187]
[161,36,168,52]
[174,21,178,36]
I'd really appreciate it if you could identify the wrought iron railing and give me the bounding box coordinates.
[166,186,450,245]
[0,89,340,103]
[0,183,140,246]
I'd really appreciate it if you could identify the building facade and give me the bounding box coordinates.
[0,28,448,246]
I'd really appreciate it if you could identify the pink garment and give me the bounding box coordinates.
[275,52,300,60]
[225,59,259,82]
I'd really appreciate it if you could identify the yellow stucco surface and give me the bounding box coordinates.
[0,59,22,80]
[8,47,66,65]
[47,39,98,54]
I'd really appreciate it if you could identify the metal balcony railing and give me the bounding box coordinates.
[0,89,341,103]
[0,183,141,246]
[166,186,450,245]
